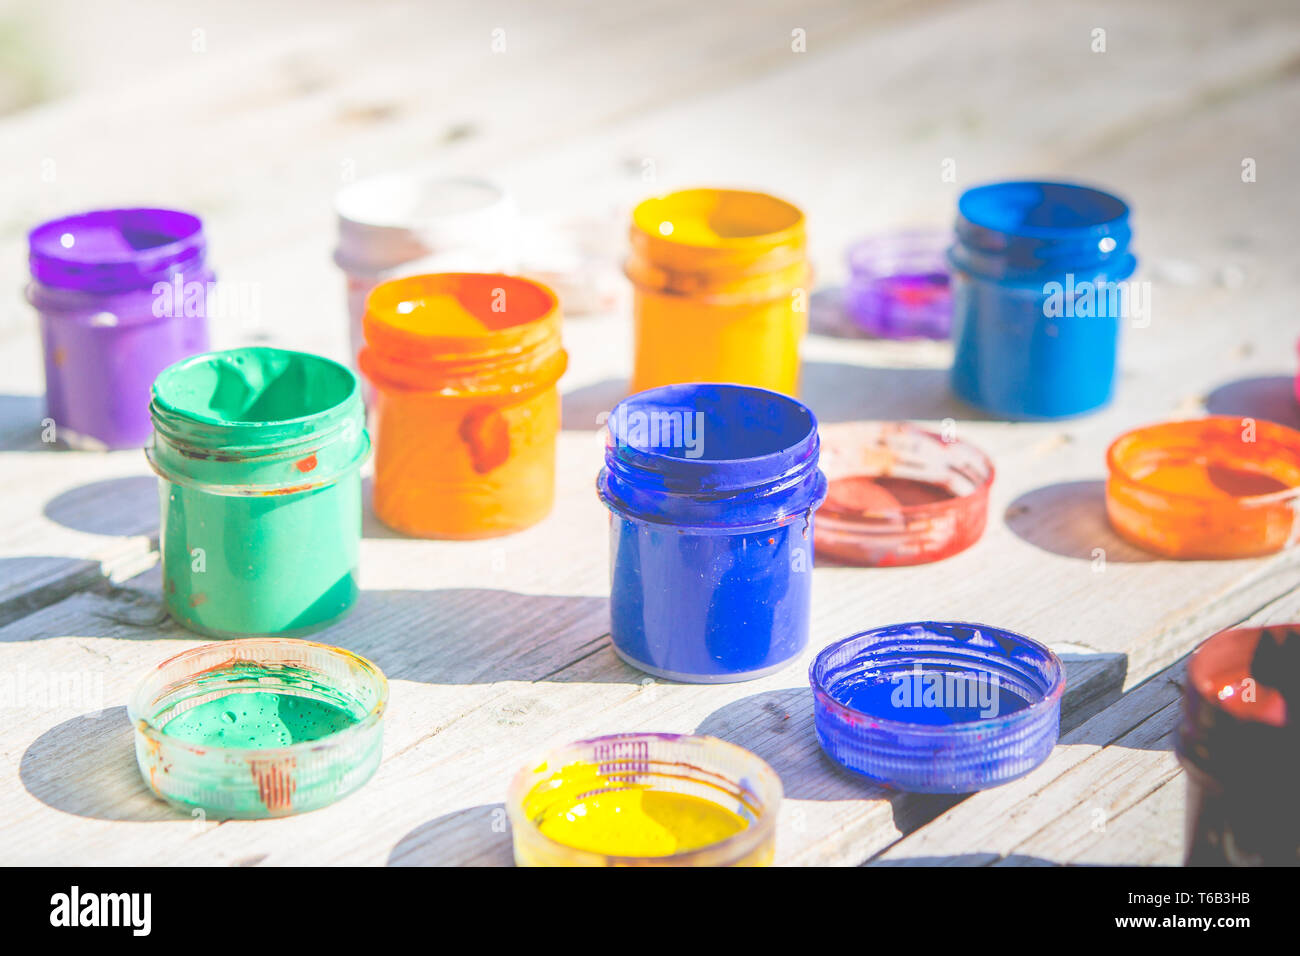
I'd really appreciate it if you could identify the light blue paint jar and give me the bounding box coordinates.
[598,384,827,683]
[948,181,1137,419]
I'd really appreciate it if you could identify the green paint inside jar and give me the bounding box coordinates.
[162,691,360,747]
[147,347,371,638]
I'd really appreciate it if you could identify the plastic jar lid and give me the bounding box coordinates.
[815,422,994,566]
[506,733,782,866]
[29,208,207,294]
[810,622,1064,793]
[844,231,952,339]
[128,639,387,819]
[360,272,566,394]
[1106,416,1300,559]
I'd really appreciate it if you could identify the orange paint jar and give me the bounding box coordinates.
[627,188,810,396]
[360,273,567,538]
[1106,416,1300,558]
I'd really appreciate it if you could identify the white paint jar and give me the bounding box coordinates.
[333,173,519,376]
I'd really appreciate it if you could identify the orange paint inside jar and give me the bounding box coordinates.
[1106,417,1300,559]
[360,273,567,538]
[627,188,810,396]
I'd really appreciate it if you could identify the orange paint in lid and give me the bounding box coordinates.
[1105,416,1300,558]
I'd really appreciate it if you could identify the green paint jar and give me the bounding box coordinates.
[147,347,370,637]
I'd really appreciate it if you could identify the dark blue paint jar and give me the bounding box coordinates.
[598,383,827,683]
[949,181,1137,419]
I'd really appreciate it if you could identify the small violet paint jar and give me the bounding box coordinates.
[360,273,567,538]
[128,638,387,819]
[810,622,1065,792]
[1176,624,1299,866]
[27,208,212,449]
[507,732,782,866]
[147,347,370,637]
[598,383,828,682]
[949,181,1137,419]
[627,189,810,396]
[844,231,952,339]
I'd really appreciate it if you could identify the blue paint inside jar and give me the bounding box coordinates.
[810,622,1065,792]
[833,672,1034,725]
[948,181,1137,419]
[598,383,827,683]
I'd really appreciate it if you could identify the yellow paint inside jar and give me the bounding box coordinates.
[538,788,748,857]
[524,761,751,860]
[627,188,809,397]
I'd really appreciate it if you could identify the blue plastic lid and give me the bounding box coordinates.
[810,621,1064,793]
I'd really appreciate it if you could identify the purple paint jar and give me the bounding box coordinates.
[844,232,952,339]
[27,208,212,449]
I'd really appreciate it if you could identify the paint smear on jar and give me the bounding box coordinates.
[533,766,748,858]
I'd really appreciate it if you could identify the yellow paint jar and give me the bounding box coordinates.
[507,733,782,867]
[627,188,810,395]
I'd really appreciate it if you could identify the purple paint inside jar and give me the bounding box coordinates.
[27,208,212,449]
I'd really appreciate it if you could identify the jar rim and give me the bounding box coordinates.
[957,180,1130,239]
[127,637,389,759]
[605,382,818,473]
[631,187,804,250]
[151,346,360,431]
[29,207,206,293]
[361,272,564,392]
[1185,625,1296,727]
[810,621,1065,736]
[1106,416,1300,507]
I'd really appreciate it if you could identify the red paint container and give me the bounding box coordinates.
[814,422,994,566]
[1177,624,1299,865]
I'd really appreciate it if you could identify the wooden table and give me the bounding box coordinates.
[2,0,1299,865]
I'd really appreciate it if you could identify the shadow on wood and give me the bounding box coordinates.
[309,588,621,685]
[43,475,159,538]
[1004,480,1156,563]
[802,361,991,424]
[0,394,47,451]
[561,377,629,432]
[1204,374,1300,429]
[387,803,513,866]
[20,706,176,822]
